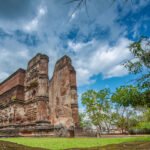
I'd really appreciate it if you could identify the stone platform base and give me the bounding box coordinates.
[0,122,76,137]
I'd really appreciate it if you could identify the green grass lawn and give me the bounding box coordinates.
[1,136,150,150]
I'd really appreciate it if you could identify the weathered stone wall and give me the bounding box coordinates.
[49,55,79,128]
[24,53,50,123]
[0,69,25,127]
[0,53,79,136]
[0,104,25,126]
[0,69,25,95]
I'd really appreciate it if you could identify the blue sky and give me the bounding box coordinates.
[0,0,149,110]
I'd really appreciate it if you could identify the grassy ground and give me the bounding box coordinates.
[1,136,150,150]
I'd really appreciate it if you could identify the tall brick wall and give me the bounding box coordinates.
[0,69,25,95]
[0,53,79,136]
[0,69,25,106]
[49,55,79,128]
[24,53,50,122]
[0,69,26,127]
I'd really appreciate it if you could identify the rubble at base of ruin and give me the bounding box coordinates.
[0,53,79,137]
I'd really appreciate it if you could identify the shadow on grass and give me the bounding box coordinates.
[0,141,150,150]
[0,141,47,150]
[68,142,150,150]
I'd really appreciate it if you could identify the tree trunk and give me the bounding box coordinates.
[121,128,124,134]
[96,125,102,138]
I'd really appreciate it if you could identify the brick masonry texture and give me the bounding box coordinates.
[0,53,79,137]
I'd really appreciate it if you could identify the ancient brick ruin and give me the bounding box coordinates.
[0,53,79,137]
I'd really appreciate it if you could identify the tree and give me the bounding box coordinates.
[142,108,150,122]
[81,88,110,137]
[102,111,118,134]
[113,110,140,134]
[111,85,142,107]
[79,112,92,129]
[111,85,142,133]
[125,37,150,107]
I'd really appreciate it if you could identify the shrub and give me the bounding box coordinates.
[129,122,150,134]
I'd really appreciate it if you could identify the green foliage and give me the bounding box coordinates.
[81,86,147,134]
[79,112,92,128]
[128,38,150,71]
[81,89,110,133]
[110,85,150,133]
[111,85,142,107]
[125,37,150,107]
[137,122,150,130]
[110,110,139,133]
[110,112,127,133]
[130,122,150,134]
[111,85,145,133]
[143,108,150,122]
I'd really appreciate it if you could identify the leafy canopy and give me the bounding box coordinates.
[81,89,110,128]
[125,37,150,107]
[111,85,143,107]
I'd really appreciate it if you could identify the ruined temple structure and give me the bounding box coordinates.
[0,53,79,137]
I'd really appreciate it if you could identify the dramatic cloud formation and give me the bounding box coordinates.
[70,38,131,85]
[0,0,149,87]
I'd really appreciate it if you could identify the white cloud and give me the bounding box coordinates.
[24,6,46,32]
[0,39,31,82]
[68,40,95,52]
[0,0,148,86]
[104,65,128,79]
[69,38,132,86]
[69,12,77,22]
